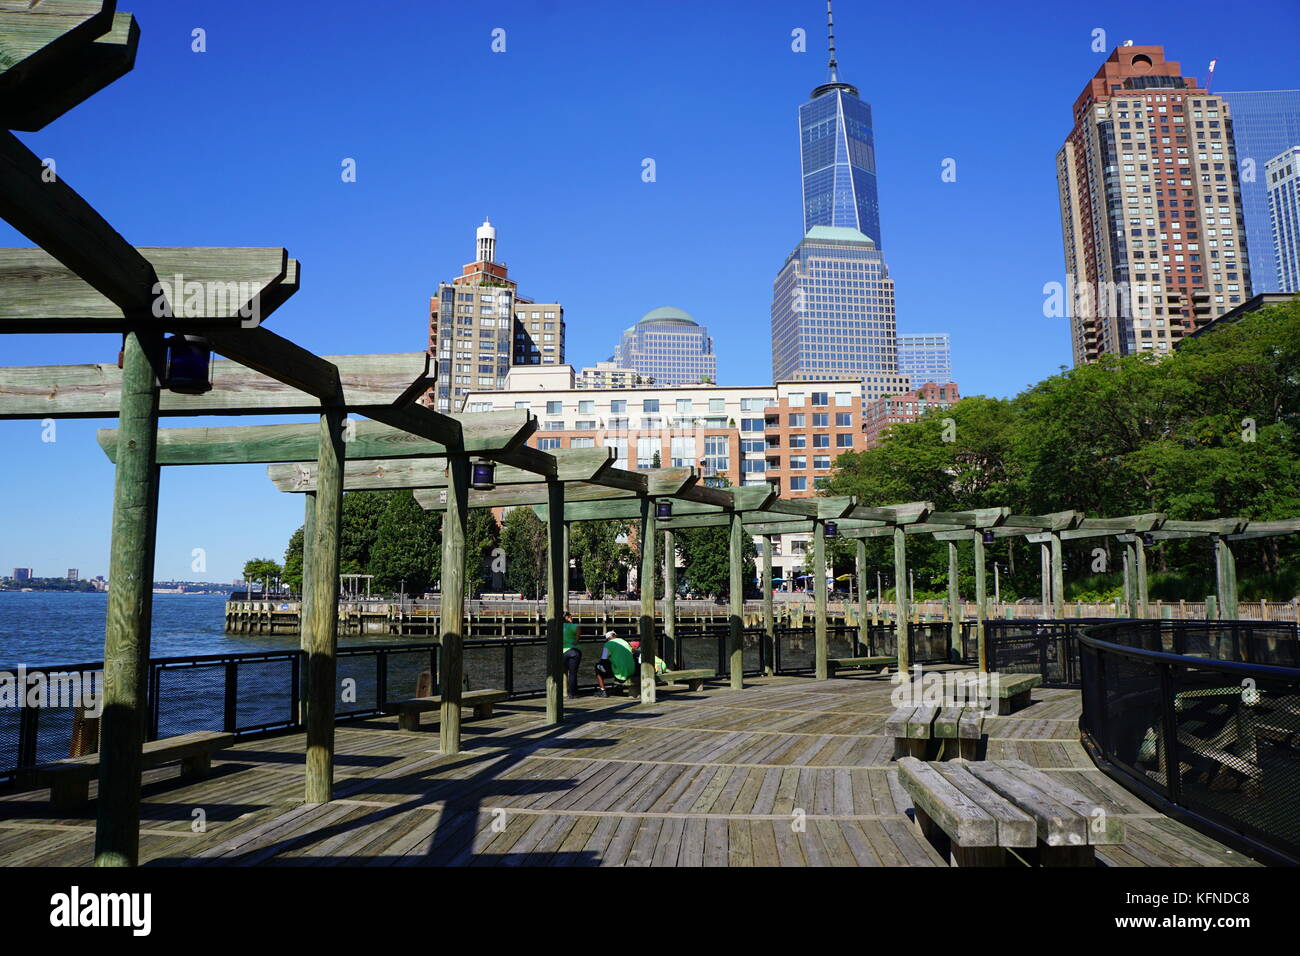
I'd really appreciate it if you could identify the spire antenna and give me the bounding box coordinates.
[827,0,838,81]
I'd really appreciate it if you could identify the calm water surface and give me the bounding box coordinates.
[0,591,421,669]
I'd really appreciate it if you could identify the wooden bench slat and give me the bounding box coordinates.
[896,757,998,847]
[933,706,963,738]
[932,762,1037,847]
[965,760,1088,847]
[884,706,916,738]
[907,705,938,739]
[996,760,1127,845]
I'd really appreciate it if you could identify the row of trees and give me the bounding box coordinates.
[824,298,1300,601]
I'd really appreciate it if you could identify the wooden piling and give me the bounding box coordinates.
[814,519,828,680]
[728,511,744,690]
[545,479,564,723]
[638,497,657,704]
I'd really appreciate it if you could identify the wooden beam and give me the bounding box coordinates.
[973,531,988,672]
[638,497,657,704]
[0,352,434,419]
[2,10,138,132]
[203,327,343,402]
[92,327,162,868]
[439,455,468,755]
[663,529,677,669]
[728,510,744,690]
[814,519,828,680]
[0,245,296,331]
[763,535,776,677]
[848,501,932,524]
[1227,518,1300,540]
[764,495,855,519]
[894,526,910,674]
[545,480,564,723]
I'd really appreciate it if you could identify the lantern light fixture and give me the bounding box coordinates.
[655,499,673,519]
[470,459,496,491]
[824,521,839,538]
[981,530,996,545]
[1142,532,1155,547]
[163,334,212,394]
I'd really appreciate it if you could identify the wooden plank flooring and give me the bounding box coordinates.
[0,670,1261,867]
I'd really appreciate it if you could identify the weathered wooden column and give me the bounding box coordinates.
[439,454,469,754]
[1050,532,1065,620]
[545,479,565,723]
[663,529,677,669]
[728,510,744,689]
[1134,535,1149,619]
[1039,542,1051,617]
[855,538,869,657]
[298,489,316,724]
[94,330,163,868]
[1122,539,1137,618]
[762,534,775,676]
[973,532,988,672]
[1214,535,1238,620]
[304,405,345,804]
[947,540,962,661]
[638,497,657,703]
[813,519,828,680]
[893,525,910,675]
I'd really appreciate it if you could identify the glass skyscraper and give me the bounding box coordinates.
[799,75,882,245]
[896,333,953,386]
[613,307,716,386]
[1219,90,1300,293]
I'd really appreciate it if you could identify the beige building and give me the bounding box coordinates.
[575,360,639,390]
[424,219,566,412]
[463,368,864,585]
[1056,46,1252,365]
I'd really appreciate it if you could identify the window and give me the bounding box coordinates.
[834,391,852,406]
[676,399,692,413]
[789,456,807,469]
[740,418,765,432]
[708,398,725,413]
[788,413,806,427]
[574,420,596,430]
[789,476,807,491]
[636,436,659,468]
[611,400,627,414]
[741,439,766,454]
[836,434,853,448]
[608,417,629,430]
[670,436,697,468]
[813,456,831,469]
[813,434,830,448]
[571,437,595,448]
[546,401,562,415]
[538,438,561,450]
[812,392,828,406]
[835,413,851,427]
[788,392,805,407]
[741,459,766,474]
[703,435,729,474]
[788,434,806,448]
[544,421,565,431]
[642,399,660,413]
[812,413,829,427]
[578,400,594,415]
[605,437,628,469]
[514,401,529,409]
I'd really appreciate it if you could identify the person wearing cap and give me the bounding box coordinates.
[594,631,636,697]
[561,611,581,697]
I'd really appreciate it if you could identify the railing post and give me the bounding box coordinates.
[893,526,910,676]
[973,531,988,672]
[223,660,238,733]
[1158,662,1182,802]
[663,528,677,670]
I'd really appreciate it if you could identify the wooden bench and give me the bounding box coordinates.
[382,689,508,731]
[827,655,895,675]
[887,705,984,760]
[31,730,234,810]
[657,669,713,691]
[898,756,1126,867]
[990,673,1043,715]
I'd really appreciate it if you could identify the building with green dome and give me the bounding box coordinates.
[612,307,717,386]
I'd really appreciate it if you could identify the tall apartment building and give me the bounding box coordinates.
[771,226,909,399]
[612,307,716,386]
[1056,46,1253,364]
[576,360,638,390]
[772,9,909,403]
[1219,91,1300,293]
[1265,146,1300,292]
[896,333,952,388]
[12,568,32,581]
[67,568,79,581]
[862,382,960,448]
[424,219,566,412]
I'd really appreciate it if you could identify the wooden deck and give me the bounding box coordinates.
[0,669,1261,867]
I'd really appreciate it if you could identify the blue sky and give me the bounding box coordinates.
[2,0,1297,581]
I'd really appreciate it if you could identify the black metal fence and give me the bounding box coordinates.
[1079,620,1300,866]
[982,619,1128,688]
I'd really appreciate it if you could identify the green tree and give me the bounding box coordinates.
[463,508,500,597]
[500,507,548,598]
[369,490,442,595]
[339,490,395,574]
[571,519,632,597]
[282,526,304,592]
[674,523,757,598]
[242,557,282,594]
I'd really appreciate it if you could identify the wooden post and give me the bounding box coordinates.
[545,480,565,723]
[1214,536,1238,620]
[1123,539,1138,618]
[1134,536,1149,619]
[856,539,869,657]
[298,489,316,723]
[1050,532,1065,620]
[893,525,910,676]
[303,406,345,804]
[1039,542,1051,618]
[728,510,744,690]
[663,529,677,669]
[638,497,657,703]
[973,532,987,672]
[813,519,828,680]
[762,534,775,676]
[947,540,961,661]
[439,454,469,754]
[93,330,162,868]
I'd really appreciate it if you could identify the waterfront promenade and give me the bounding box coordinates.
[0,668,1255,867]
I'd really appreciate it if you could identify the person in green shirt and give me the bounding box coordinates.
[562,611,581,697]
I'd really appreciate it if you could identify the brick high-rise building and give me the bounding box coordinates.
[424,219,565,412]
[1056,46,1252,365]
[861,382,960,448]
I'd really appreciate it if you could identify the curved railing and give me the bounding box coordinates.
[1078,620,1300,865]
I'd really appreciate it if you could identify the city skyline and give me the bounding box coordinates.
[1,0,1296,580]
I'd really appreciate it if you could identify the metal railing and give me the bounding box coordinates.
[982,618,1129,688]
[1078,620,1300,866]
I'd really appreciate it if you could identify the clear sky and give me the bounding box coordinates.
[2,0,1297,582]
